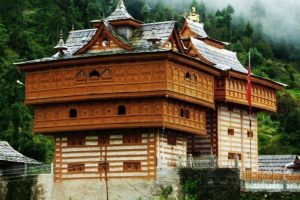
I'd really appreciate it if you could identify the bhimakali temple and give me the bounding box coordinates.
[17,1,284,199]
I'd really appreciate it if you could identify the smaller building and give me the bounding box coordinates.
[259,155,300,174]
[0,141,40,175]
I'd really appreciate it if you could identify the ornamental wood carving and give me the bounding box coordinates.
[25,61,215,109]
[34,98,206,135]
[215,77,277,112]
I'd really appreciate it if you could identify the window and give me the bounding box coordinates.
[98,162,109,172]
[185,110,190,119]
[123,162,141,172]
[68,163,85,173]
[123,133,142,144]
[99,135,110,145]
[67,136,85,146]
[228,153,241,160]
[89,69,100,78]
[180,108,190,119]
[118,105,126,115]
[185,72,191,80]
[228,105,234,112]
[247,131,254,138]
[69,108,77,118]
[180,108,185,117]
[167,135,176,146]
[102,37,109,47]
[228,128,234,136]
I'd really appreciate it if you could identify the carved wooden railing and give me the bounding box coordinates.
[241,171,300,182]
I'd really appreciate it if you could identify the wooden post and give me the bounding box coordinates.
[104,156,109,200]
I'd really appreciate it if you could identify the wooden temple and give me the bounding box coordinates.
[18,1,284,182]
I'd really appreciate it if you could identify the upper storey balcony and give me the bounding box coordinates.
[24,59,215,109]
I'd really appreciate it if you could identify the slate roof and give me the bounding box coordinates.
[130,21,175,49]
[259,155,298,173]
[186,19,207,38]
[0,141,40,164]
[191,38,248,73]
[65,29,97,54]
[105,0,134,22]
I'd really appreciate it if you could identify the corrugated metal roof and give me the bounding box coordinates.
[105,0,134,22]
[186,19,207,38]
[191,38,247,73]
[259,155,297,173]
[0,141,40,164]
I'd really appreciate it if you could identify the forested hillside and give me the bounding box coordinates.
[0,0,299,163]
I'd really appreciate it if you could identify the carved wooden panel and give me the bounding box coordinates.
[215,78,276,112]
[25,61,167,104]
[163,99,206,135]
[34,98,206,135]
[166,62,214,108]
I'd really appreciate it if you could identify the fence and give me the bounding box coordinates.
[241,171,300,182]
[0,163,52,176]
[186,154,217,168]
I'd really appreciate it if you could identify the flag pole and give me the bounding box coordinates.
[248,51,252,171]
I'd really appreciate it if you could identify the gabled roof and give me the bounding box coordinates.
[190,38,247,73]
[259,155,299,173]
[185,19,207,38]
[64,29,97,55]
[105,0,134,22]
[130,21,176,49]
[0,141,40,164]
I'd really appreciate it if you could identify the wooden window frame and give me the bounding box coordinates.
[67,163,85,173]
[228,128,234,136]
[247,131,254,138]
[67,136,85,146]
[117,105,126,115]
[99,135,110,145]
[98,162,109,172]
[123,162,141,172]
[228,153,242,160]
[123,133,142,144]
[69,108,77,118]
[167,135,177,146]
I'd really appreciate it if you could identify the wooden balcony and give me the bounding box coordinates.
[34,98,206,135]
[25,61,215,108]
[215,78,277,112]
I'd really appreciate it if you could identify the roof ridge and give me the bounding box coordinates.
[144,21,176,26]
[70,28,97,33]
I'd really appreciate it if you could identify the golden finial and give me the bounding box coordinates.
[187,7,200,23]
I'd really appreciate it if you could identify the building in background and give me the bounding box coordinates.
[16,1,284,199]
[0,141,40,175]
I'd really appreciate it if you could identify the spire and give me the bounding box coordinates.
[105,0,134,21]
[54,30,67,55]
[187,7,200,23]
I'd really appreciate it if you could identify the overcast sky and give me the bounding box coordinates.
[204,0,300,41]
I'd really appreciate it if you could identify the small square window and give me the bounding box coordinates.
[99,135,110,145]
[167,135,176,146]
[123,162,141,172]
[247,131,254,138]
[228,153,241,160]
[67,136,85,146]
[228,129,234,136]
[98,162,109,172]
[68,163,85,173]
[123,133,142,144]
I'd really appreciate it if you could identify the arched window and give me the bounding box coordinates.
[185,72,191,80]
[185,110,190,119]
[180,108,185,117]
[69,108,77,118]
[118,105,126,115]
[89,70,100,78]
